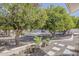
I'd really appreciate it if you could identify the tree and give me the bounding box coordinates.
[3,4,38,46]
[44,6,65,36]
[44,6,75,36]
[3,3,48,46]
[62,14,75,35]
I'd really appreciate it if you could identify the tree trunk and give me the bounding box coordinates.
[53,32,56,37]
[50,31,56,39]
[15,29,21,46]
[7,30,10,36]
[63,30,67,35]
[50,31,55,37]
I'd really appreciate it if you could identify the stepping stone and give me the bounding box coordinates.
[47,51,55,56]
[63,49,75,56]
[52,47,61,51]
[67,45,75,50]
[54,43,58,45]
[58,44,65,47]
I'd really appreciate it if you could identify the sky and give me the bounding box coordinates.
[41,3,79,17]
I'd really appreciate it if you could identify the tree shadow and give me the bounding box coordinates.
[19,35,34,43]
[51,34,71,40]
[19,35,50,42]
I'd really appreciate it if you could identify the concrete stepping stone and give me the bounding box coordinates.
[47,51,55,56]
[67,45,75,50]
[58,44,65,47]
[52,47,61,51]
[63,49,75,56]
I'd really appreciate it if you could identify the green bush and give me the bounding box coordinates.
[34,36,42,45]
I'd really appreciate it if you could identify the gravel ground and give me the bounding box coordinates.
[0,35,79,56]
[13,35,79,56]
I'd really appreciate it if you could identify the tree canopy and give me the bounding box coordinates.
[1,3,48,46]
[44,6,75,35]
[0,4,78,46]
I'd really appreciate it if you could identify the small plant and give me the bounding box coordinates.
[34,36,42,45]
[34,36,42,50]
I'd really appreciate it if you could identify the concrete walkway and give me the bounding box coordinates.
[43,35,79,56]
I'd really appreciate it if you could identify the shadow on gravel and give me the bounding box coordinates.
[25,48,47,56]
[20,36,34,43]
[11,48,47,56]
